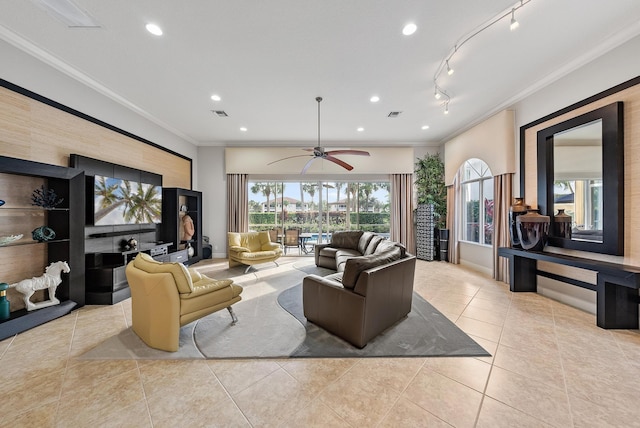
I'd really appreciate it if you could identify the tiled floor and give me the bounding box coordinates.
[2,258,640,427]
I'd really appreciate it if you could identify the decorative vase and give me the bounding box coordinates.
[509,197,530,248]
[187,243,195,257]
[516,209,550,251]
[31,226,56,242]
[554,209,572,239]
[0,283,9,321]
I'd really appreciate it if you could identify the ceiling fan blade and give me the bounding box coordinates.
[325,155,354,171]
[300,157,319,174]
[325,149,370,156]
[267,154,313,165]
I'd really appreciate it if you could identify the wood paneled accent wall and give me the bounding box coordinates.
[0,83,191,188]
[521,77,640,264]
[0,80,192,302]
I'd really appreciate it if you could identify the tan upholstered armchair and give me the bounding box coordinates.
[228,231,283,273]
[125,253,243,352]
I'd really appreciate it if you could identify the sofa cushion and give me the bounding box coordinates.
[133,252,193,294]
[364,235,383,255]
[335,248,362,272]
[330,231,363,251]
[357,232,376,254]
[341,246,403,289]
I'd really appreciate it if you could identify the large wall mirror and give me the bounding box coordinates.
[537,101,624,255]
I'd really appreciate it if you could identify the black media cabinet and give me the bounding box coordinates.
[498,247,640,329]
[85,242,179,305]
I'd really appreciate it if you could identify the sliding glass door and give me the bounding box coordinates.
[248,180,390,246]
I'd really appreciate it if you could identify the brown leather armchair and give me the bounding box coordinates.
[125,253,243,352]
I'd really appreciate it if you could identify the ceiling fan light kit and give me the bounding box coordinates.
[268,97,370,174]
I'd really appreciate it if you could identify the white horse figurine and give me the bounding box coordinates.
[10,261,70,311]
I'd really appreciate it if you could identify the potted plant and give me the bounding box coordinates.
[414,154,447,261]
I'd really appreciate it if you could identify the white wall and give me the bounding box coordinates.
[196,146,228,258]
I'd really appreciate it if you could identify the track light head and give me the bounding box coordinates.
[444,102,449,115]
[434,87,441,100]
[446,60,454,76]
[510,8,519,30]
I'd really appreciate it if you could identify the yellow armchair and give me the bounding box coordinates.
[125,253,243,352]
[228,231,283,273]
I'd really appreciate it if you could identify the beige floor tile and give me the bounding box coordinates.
[141,360,229,402]
[485,366,572,427]
[234,368,316,427]
[61,359,138,396]
[280,358,357,395]
[55,369,145,426]
[461,305,508,326]
[423,356,491,392]
[345,357,425,393]
[403,367,483,428]
[0,368,65,418]
[281,401,348,427]
[378,396,452,427]
[318,368,402,427]
[568,393,640,428]
[0,401,57,428]
[476,397,554,428]
[74,399,152,428]
[493,343,566,390]
[455,316,503,343]
[207,359,282,395]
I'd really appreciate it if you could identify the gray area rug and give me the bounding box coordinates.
[78,259,489,359]
[278,284,490,358]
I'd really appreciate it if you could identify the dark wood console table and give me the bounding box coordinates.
[498,247,640,329]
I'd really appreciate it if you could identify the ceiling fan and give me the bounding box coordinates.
[268,97,370,174]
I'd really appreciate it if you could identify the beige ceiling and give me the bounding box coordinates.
[1,0,639,147]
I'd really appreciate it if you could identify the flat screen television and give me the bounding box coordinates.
[93,175,162,225]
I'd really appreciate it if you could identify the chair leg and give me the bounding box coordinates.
[227,306,238,325]
[244,265,253,274]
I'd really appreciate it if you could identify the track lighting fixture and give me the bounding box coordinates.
[432,0,530,113]
[510,8,519,30]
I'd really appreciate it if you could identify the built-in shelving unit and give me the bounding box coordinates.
[160,188,203,266]
[0,155,85,341]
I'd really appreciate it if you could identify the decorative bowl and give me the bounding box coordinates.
[0,234,24,246]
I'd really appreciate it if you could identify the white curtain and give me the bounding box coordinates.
[391,173,415,255]
[226,174,248,233]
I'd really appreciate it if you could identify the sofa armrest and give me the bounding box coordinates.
[302,274,367,347]
[314,243,332,265]
[262,242,281,251]
[229,245,250,253]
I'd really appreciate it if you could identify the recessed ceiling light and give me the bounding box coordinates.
[402,23,417,36]
[240,127,247,132]
[370,96,380,103]
[357,127,364,132]
[211,94,221,101]
[421,125,430,130]
[145,23,163,36]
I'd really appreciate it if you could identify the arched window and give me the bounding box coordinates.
[460,159,494,245]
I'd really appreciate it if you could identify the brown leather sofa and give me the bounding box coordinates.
[303,231,416,348]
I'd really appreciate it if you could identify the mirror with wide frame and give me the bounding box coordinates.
[536,101,624,255]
